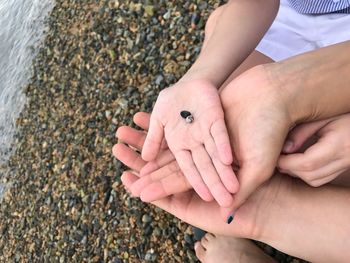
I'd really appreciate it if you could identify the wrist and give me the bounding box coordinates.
[266,42,350,125]
[179,67,219,87]
[263,61,313,125]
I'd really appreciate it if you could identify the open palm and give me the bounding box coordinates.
[142,79,238,207]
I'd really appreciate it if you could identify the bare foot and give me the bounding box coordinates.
[194,233,276,263]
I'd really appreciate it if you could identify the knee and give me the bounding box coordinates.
[205,4,227,37]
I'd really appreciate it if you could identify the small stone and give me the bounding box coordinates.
[186,249,197,261]
[144,5,154,16]
[42,141,48,149]
[198,2,208,10]
[163,10,171,20]
[112,117,118,125]
[154,75,164,85]
[81,235,87,245]
[153,227,161,236]
[112,181,120,191]
[191,13,200,28]
[123,252,129,259]
[142,214,152,223]
[184,233,193,244]
[108,50,116,60]
[105,110,112,120]
[145,253,152,261]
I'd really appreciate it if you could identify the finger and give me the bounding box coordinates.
[150,191,196,226]
[283,119,331,153]
[142,114,164,161]
[213,160,239,195]
[204,137,239,194]
[283,160,348,186]
[233,163,274,210]
[140,150,175,176]
[160,138,169,150]
[133,112,168,150]
[133,112,151,130]
[220,206,236,223]
[132,160,180,196]
[307,169,347,187]
[116,126,146,150]
[175,150,214,202]
[210,119,233,165]
[112,144,146,172]
[121,171,140,191]
[130,175,153,197]
[192,145,233,207]
[278,138,335,173]
[150,191,241,236]
[140,171,192,202]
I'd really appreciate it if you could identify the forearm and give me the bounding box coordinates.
[182,0,279,87]
[261,178,350,262]
[268,40,350,124]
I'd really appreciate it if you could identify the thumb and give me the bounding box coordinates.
[141,114,164,161]
[233,163,275,211]
[219,160,277,224]
[283,119,331,153]
[220,205,235,224]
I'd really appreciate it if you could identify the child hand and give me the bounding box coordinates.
[141,81,239,208]
[113,112,241,222]
[278,114,350,187]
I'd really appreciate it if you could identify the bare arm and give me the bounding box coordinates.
[181,0,280,87]
[270,40,350,123]
[212,40,350,216]
[141,0,280,206]
[261,177,350,262]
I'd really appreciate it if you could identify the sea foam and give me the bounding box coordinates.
[0,0,55,197]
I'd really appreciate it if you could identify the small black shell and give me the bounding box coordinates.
[180,111,192,119]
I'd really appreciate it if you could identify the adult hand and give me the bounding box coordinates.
[142,79,239,207]
[219,65,293,211]
[113,112,290,238]
[278,114,350,187]
[114,112,192,202]
[122,62,296,215]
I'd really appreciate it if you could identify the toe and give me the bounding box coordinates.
[194,241,206,262]
[201,235,210,248]
[204,233,215,241]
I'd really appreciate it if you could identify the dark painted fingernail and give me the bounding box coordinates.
[227,214,234,224]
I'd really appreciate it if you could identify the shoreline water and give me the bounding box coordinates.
[0,0,55,197]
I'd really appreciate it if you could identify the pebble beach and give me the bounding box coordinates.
[0,0,305,262]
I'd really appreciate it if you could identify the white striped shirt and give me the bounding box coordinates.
[288,0,350,13]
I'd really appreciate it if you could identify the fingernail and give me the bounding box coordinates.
[283,140,294,153]
[227,214,234,224]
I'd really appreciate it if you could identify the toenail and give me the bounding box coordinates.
[194,242,200,250]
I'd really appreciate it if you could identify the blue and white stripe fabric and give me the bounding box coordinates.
[288,0,350,14]
[256,0,350,61]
